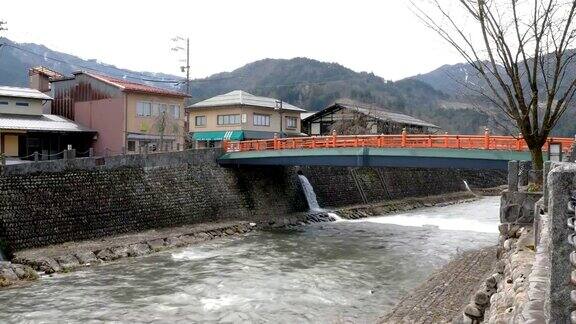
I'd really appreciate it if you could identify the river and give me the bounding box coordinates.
[0,197,499,323]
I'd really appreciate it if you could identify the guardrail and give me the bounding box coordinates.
[223,130,575,154]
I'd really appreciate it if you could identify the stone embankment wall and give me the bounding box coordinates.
[464,161,576,323]
[301,166,505,207]
[0,150,306,253]
[0,149,505,255]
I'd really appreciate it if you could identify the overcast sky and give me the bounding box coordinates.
[2,0,465,80]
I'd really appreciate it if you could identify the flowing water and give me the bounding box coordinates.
[298,174,322,212]
[0,197,500,323]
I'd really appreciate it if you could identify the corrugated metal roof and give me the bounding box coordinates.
[304,101,440,129]
[80,72,189,98]
[0,86,53,100]
[0,114,95,132]
[189,90,307,112]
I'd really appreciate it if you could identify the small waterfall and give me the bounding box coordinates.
[0,250,5,261]
[298,174,322,212]
[463,180,472,192]
[298,174,344,222]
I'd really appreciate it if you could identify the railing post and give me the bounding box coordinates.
[517,133,523,151]
[444,132,449,148]
[401,128,407,148]
[457,136,461,149]
[379,134,383,148]
[484,128,490,150]
[332,129,337,148]
[274,133,279,150]
[428,135,432,148]
[311,136,316,149]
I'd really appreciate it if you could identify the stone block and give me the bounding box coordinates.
[75,251,98,265]
[164,237,184,248]
[55,254,80,271]
[519,160,531,186]
[96,249,115,262]
[33,257,61,274]
[127,243,151,257]
[0,267,18,281]
[147,239,166,252]
[10,264,38,281]
[110,246,130,259]
[508,161,519,192]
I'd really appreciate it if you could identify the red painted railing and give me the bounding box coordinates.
[223,130,575,154]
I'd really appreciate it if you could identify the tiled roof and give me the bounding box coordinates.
[0,86,53,100]
[0,113,95,132]
[78,72,189,98]
[189,90,306,112]
[304,100,440,129]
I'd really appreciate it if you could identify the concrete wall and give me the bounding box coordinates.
[0,97,44,116]
[75,98,125,155]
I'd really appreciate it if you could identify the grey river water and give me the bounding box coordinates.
[0,197,500,324]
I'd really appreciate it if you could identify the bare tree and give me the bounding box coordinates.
[413,0,576,171]
[152,110,181,152]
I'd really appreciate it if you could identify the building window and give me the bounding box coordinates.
[152,103,168,116]
[15,102,29,107]
[195,116,207,126]
[253,114,270,126]
[127,140,136,152]
[0,101,8,106]
[171,105,180,119]
[217,114,241,125]
[286,116,298,129]
[137,101,152,116]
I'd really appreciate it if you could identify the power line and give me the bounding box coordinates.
[0,42,185,84]
[1,41,248,85]
[0,40,375,90]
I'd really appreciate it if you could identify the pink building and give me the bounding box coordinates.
[47,72,189,155]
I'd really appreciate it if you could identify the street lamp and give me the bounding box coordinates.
[275,100,283,138]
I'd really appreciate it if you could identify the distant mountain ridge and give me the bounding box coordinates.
[2,37,574,135]
[0,37,182,91]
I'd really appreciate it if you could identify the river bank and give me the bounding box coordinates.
[0,196,500,323]
[1,190,482,289]
[379,246,498,323]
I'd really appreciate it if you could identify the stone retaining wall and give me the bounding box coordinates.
[301,166,505,207]
[0,149,506,256]
[0,150,306,254]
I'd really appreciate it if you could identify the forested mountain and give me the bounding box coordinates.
[3,37,575,135]
[0,37,180,91]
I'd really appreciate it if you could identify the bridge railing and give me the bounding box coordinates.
[223,131,574,154]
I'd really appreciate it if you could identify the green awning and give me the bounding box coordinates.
[191,131,244,141]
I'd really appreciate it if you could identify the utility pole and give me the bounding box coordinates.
[171,36,190,99]
[185,37,190,97]
[0,21,7,35]
[275,100,283,138]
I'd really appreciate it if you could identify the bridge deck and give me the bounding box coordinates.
[219,134,573,169]
[218,147,535,169]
